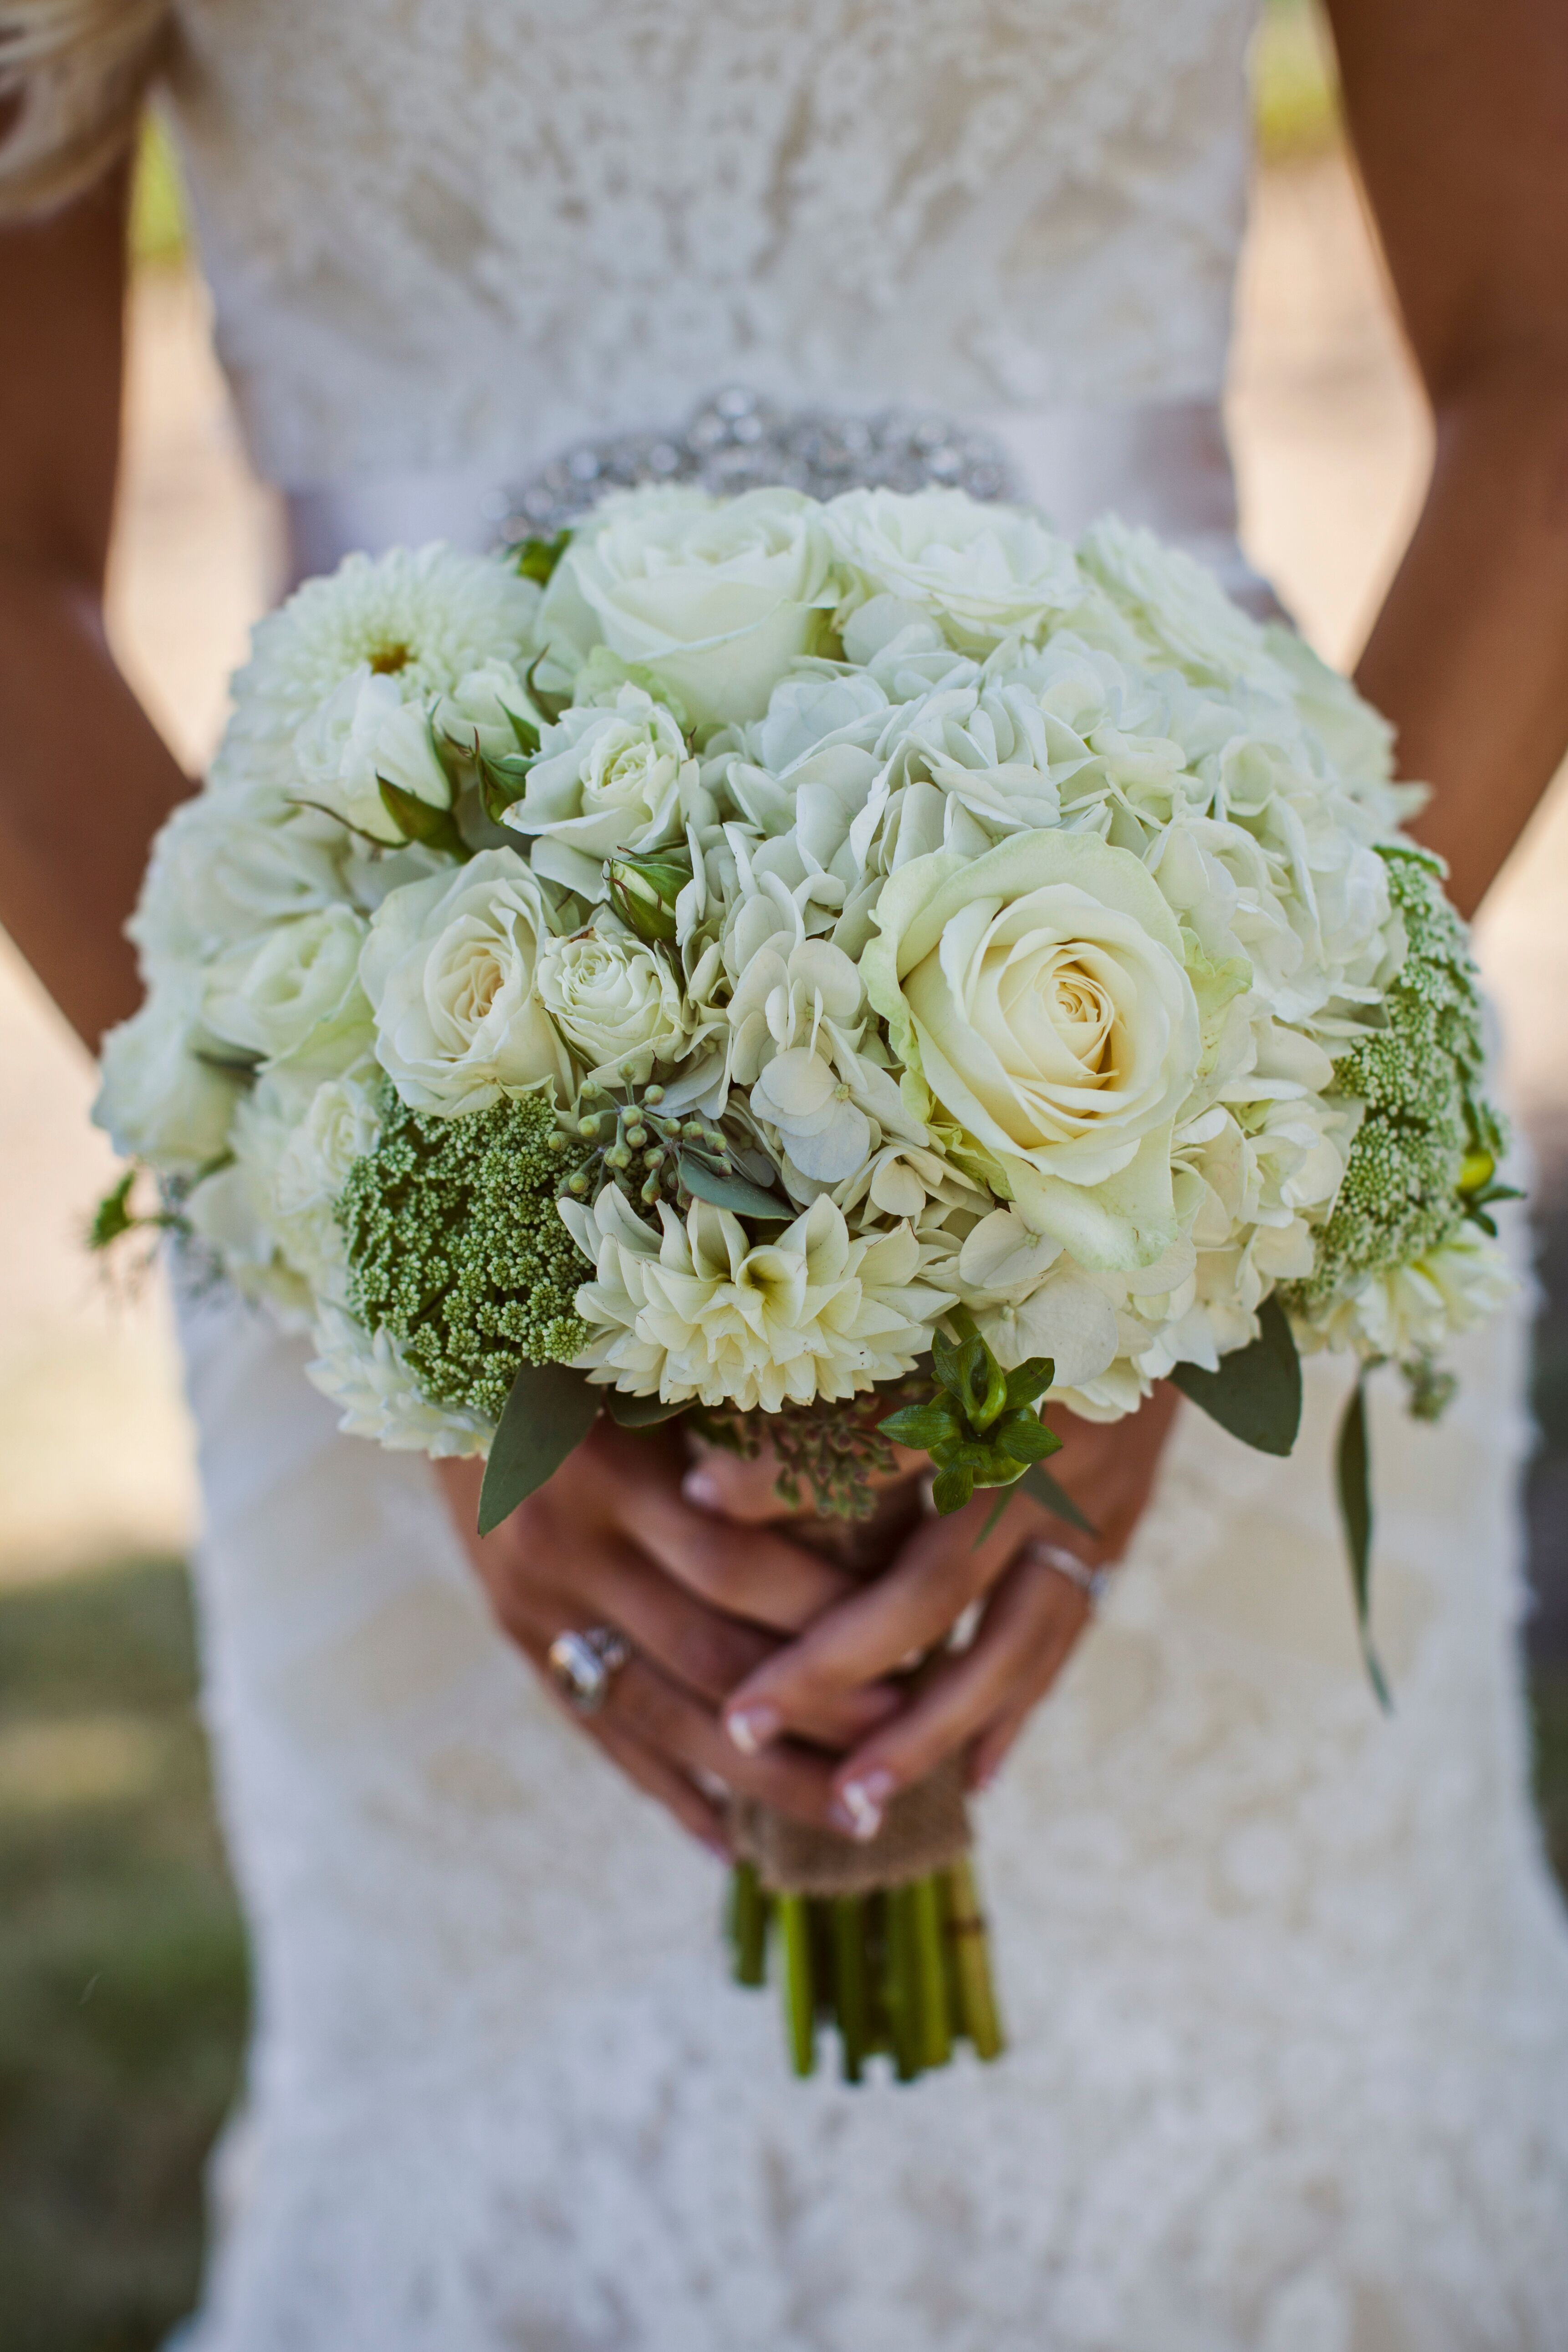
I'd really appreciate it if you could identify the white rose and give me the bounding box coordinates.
[1077,517,1280,687]
[92,983,247,1171]
[359,848,571,1114]
[863,830,1202,1270]
[129,785,347,974]
[293,669,454,845]
[536,928,690,1084]
[268,1070,384,1300]
[825,488,1081,654]
[541,486,839,729]
[202,905,370,1066]
[503,685,697,895]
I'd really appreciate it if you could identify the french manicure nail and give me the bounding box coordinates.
[837,1769,895,1842]
[683,1468,723,1511]
[725,1703,781,1756]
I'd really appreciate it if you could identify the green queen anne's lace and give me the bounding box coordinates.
[1287,845,1506,1326]
[337,1088,592,1422]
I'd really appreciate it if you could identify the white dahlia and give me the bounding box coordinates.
[306,1304,492,1456]
[220,545,539,781]
[560,1186,953,1411]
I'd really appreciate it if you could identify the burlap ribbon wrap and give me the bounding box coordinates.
[725,1470,974,1897]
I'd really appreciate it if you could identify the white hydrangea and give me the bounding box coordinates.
[561,1186,953,1411]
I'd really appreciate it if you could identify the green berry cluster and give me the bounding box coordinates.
[337,1087,592,1421]
[1287,846,1505,1321]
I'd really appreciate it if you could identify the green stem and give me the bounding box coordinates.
[729,1861,768,1988]
[832,1896,869,2084]
[911,1874,952,2071]
[777,1894,817,2077]
[942,1856,1005,2062]
[884,1884,922,2081]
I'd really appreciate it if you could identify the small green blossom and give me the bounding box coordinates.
[338,1088,592,1421]
[1287,846,1506,1323]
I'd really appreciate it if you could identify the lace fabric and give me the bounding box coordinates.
[161,0,1258,491]
[176,1239,1568,2352]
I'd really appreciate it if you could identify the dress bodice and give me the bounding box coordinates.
[161,0,1260,496]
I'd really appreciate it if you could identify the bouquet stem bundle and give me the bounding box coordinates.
[730,1855,1003,2082]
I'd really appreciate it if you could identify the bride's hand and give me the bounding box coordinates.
[695,1389,1182,1842]
[434,1419,904,1856]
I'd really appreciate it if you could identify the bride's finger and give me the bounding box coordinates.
[606,1656,841,1831]
[718,1488,1038,1748]
[632,1484,853,1633]
[587,1716,732,1860]
[580,1543,902,1749]
[822,1557,1089,1835]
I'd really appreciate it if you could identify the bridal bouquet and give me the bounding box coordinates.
[94,482,1512,2080]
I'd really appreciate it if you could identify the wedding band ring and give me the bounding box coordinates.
[547,1625,633,1716]
[1020,1540,1109,1611]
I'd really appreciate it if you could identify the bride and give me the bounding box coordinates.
[4,4,1568,2345]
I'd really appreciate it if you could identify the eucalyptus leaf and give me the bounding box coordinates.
[1170,1294,1302,1457]
[678,1154,794,1222]
[1336,1375,1391,1711]
[605,1390,689,1430]
[1019,1462,1097,1537]
[477,1361,601,1536]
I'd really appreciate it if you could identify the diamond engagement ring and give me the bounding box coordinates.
[1020,1540,1110,1611]
[547,1626,634,1717]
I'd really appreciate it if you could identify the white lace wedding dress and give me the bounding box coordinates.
[154,4,1568,2346]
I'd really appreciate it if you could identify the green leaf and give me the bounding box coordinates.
[1019,1462,1097,1536]
[88,1170,138,1251]
[1170,1294,1302,1457]
[478,750,535,826]
[605,1389,689,1429]
[879,1401,962,1451]
[524,651,571,726]
[1336,1376,1392,1711]
[992,1413,1061,1467]
[477,1361,601,1536]
[1003,1358,1055,1411]
[930,1464,973,1515]
[976,1487,1016,1545]
[677,1154,794,1222]
[514,528,571,586]
[378,774,468,859]
[930,1326,964,1395]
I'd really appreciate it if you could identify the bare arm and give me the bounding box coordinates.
[1327,0,1568,915]
[0,164,193,1048]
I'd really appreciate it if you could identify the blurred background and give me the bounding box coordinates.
[3,4,1566,2342]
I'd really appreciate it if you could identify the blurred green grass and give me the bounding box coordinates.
[128,1,1343,274]
[0,1560,247,2352]
[1,1552,1564,2351]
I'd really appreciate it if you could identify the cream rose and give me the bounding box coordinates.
[92,984,247,1171]
[536,928,690,1084]
[863,830,1203,1269]
[203,905,370,1066]
[503,685,695,896]
[293,670,454,845]
[541,486,838,729]
[359,849,571,1114]
[825,488,1081,654]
